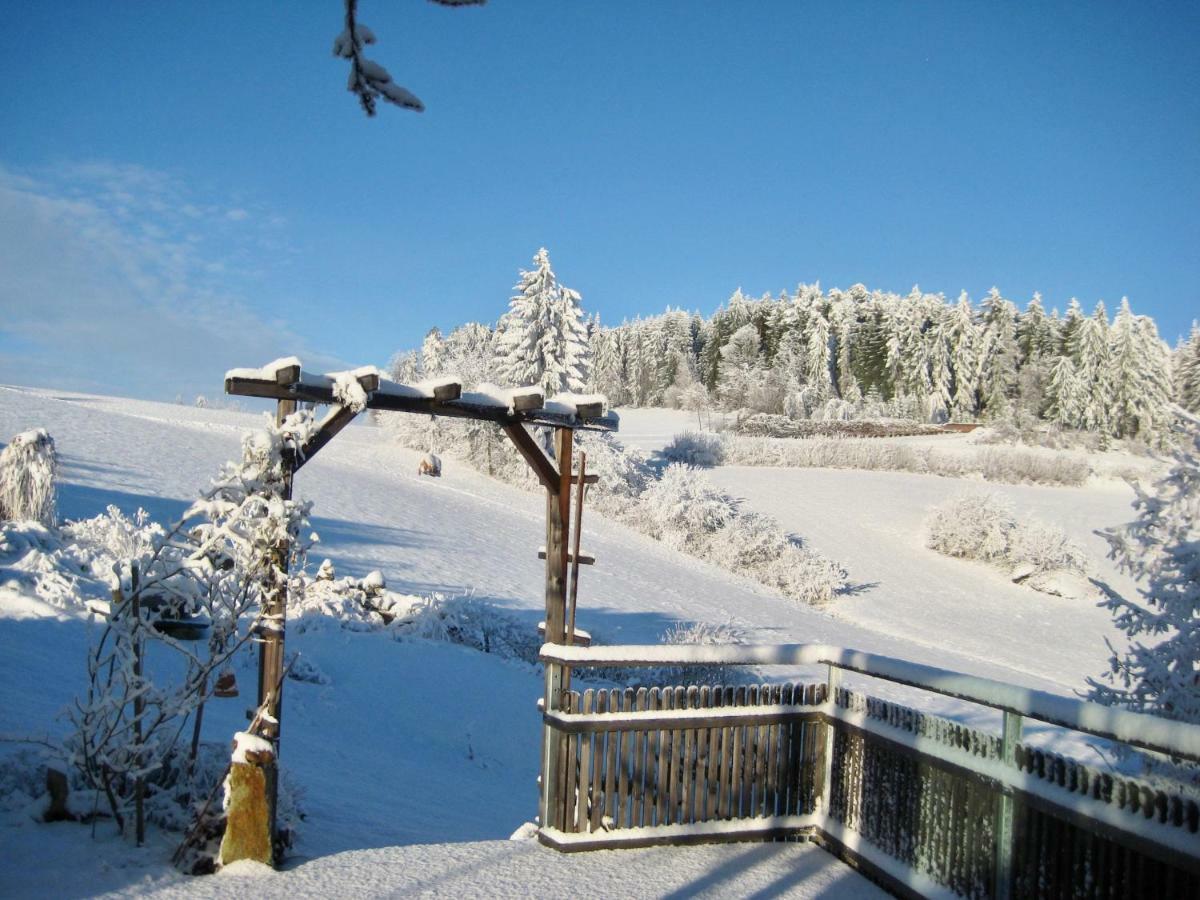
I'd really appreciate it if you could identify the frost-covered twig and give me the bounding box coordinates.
[334,0,485,116]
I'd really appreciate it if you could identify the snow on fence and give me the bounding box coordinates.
[537,643,1200,899]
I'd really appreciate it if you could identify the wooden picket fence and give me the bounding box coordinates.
[537,645,1200,899]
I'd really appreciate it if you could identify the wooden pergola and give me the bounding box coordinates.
[221,357,616,865]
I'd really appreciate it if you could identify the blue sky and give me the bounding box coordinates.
[1,1,1197,400]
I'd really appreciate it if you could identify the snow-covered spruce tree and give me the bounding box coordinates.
[496,248,591,396]
[1076,303,1113,436]
[1044,356,1085,429]
[717,323,764,410]
[0,429,57,526]
[946,293,980,420]
[979,289,1020,419]
[1177,322,1200,413]
[68,412,316,834]
[1109,299,1172,443]
[1088,409,1200,724]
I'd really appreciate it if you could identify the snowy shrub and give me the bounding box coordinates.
[926,493,1018,565]
[640,464,737,551]
[67,410,317,837]
[0,429,57,526]
[661,431,726,467]
[639,465,846,606]
[396,594,542,665]
[607,621,747,689]
[925,491,1089,589]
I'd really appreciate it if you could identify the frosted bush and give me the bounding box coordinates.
[640,464,737,552]
[396,594,541,665]
[0,429,57,526]
[602,621,748,689]
[661,431,726,467]
[1008,521,1089,575]
[640,465,846,606]
[926,493,1015,565]
[926,491,1089,585]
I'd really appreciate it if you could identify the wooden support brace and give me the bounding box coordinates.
[502,423,560,491]
[537,549,595,566]
[294,405,359,471]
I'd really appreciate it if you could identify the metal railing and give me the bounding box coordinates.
[537,642,1200,899]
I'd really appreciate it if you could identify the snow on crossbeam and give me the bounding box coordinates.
[225,359,616,430]
[540,641,1200,764]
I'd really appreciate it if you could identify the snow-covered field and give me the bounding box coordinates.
[0,387,1157,896]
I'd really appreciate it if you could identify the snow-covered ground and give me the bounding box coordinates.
[0,388,1157,896]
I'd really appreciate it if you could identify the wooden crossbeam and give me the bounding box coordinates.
[225,363,617,432]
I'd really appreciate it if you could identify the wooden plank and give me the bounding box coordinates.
[743,686,760,818]
[695,686,710,822]
[765,685,780,817]
[615,689,633,829]
[561,691,578,832]
[659,688,674,825]
[684,686,698,825]
[632,687,649,828]
[590,691,607,833]
[576,690,594,832]
[604,689,620,827]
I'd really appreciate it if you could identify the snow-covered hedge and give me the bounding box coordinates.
[736,413,947,440]
[720,434,1091,487]
[925,492,1091,596]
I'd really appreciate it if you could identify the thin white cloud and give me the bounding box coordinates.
[0,161,345,400]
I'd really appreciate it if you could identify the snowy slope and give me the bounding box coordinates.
[0,387,1148,896]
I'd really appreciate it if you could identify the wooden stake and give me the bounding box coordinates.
[566,452,587,646]
[132,563,145,847]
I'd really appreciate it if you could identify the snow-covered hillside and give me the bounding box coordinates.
[0,386,1153,896]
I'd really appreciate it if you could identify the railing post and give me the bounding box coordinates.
[817,663,841,813]
[994,710,1021,900]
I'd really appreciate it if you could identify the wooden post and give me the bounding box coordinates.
[539,428,572,832]
[993,710,1021,900]
[817,663,841,811]
[566,452,587,645]
[131,563,145,847]
[256,397,296,858]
